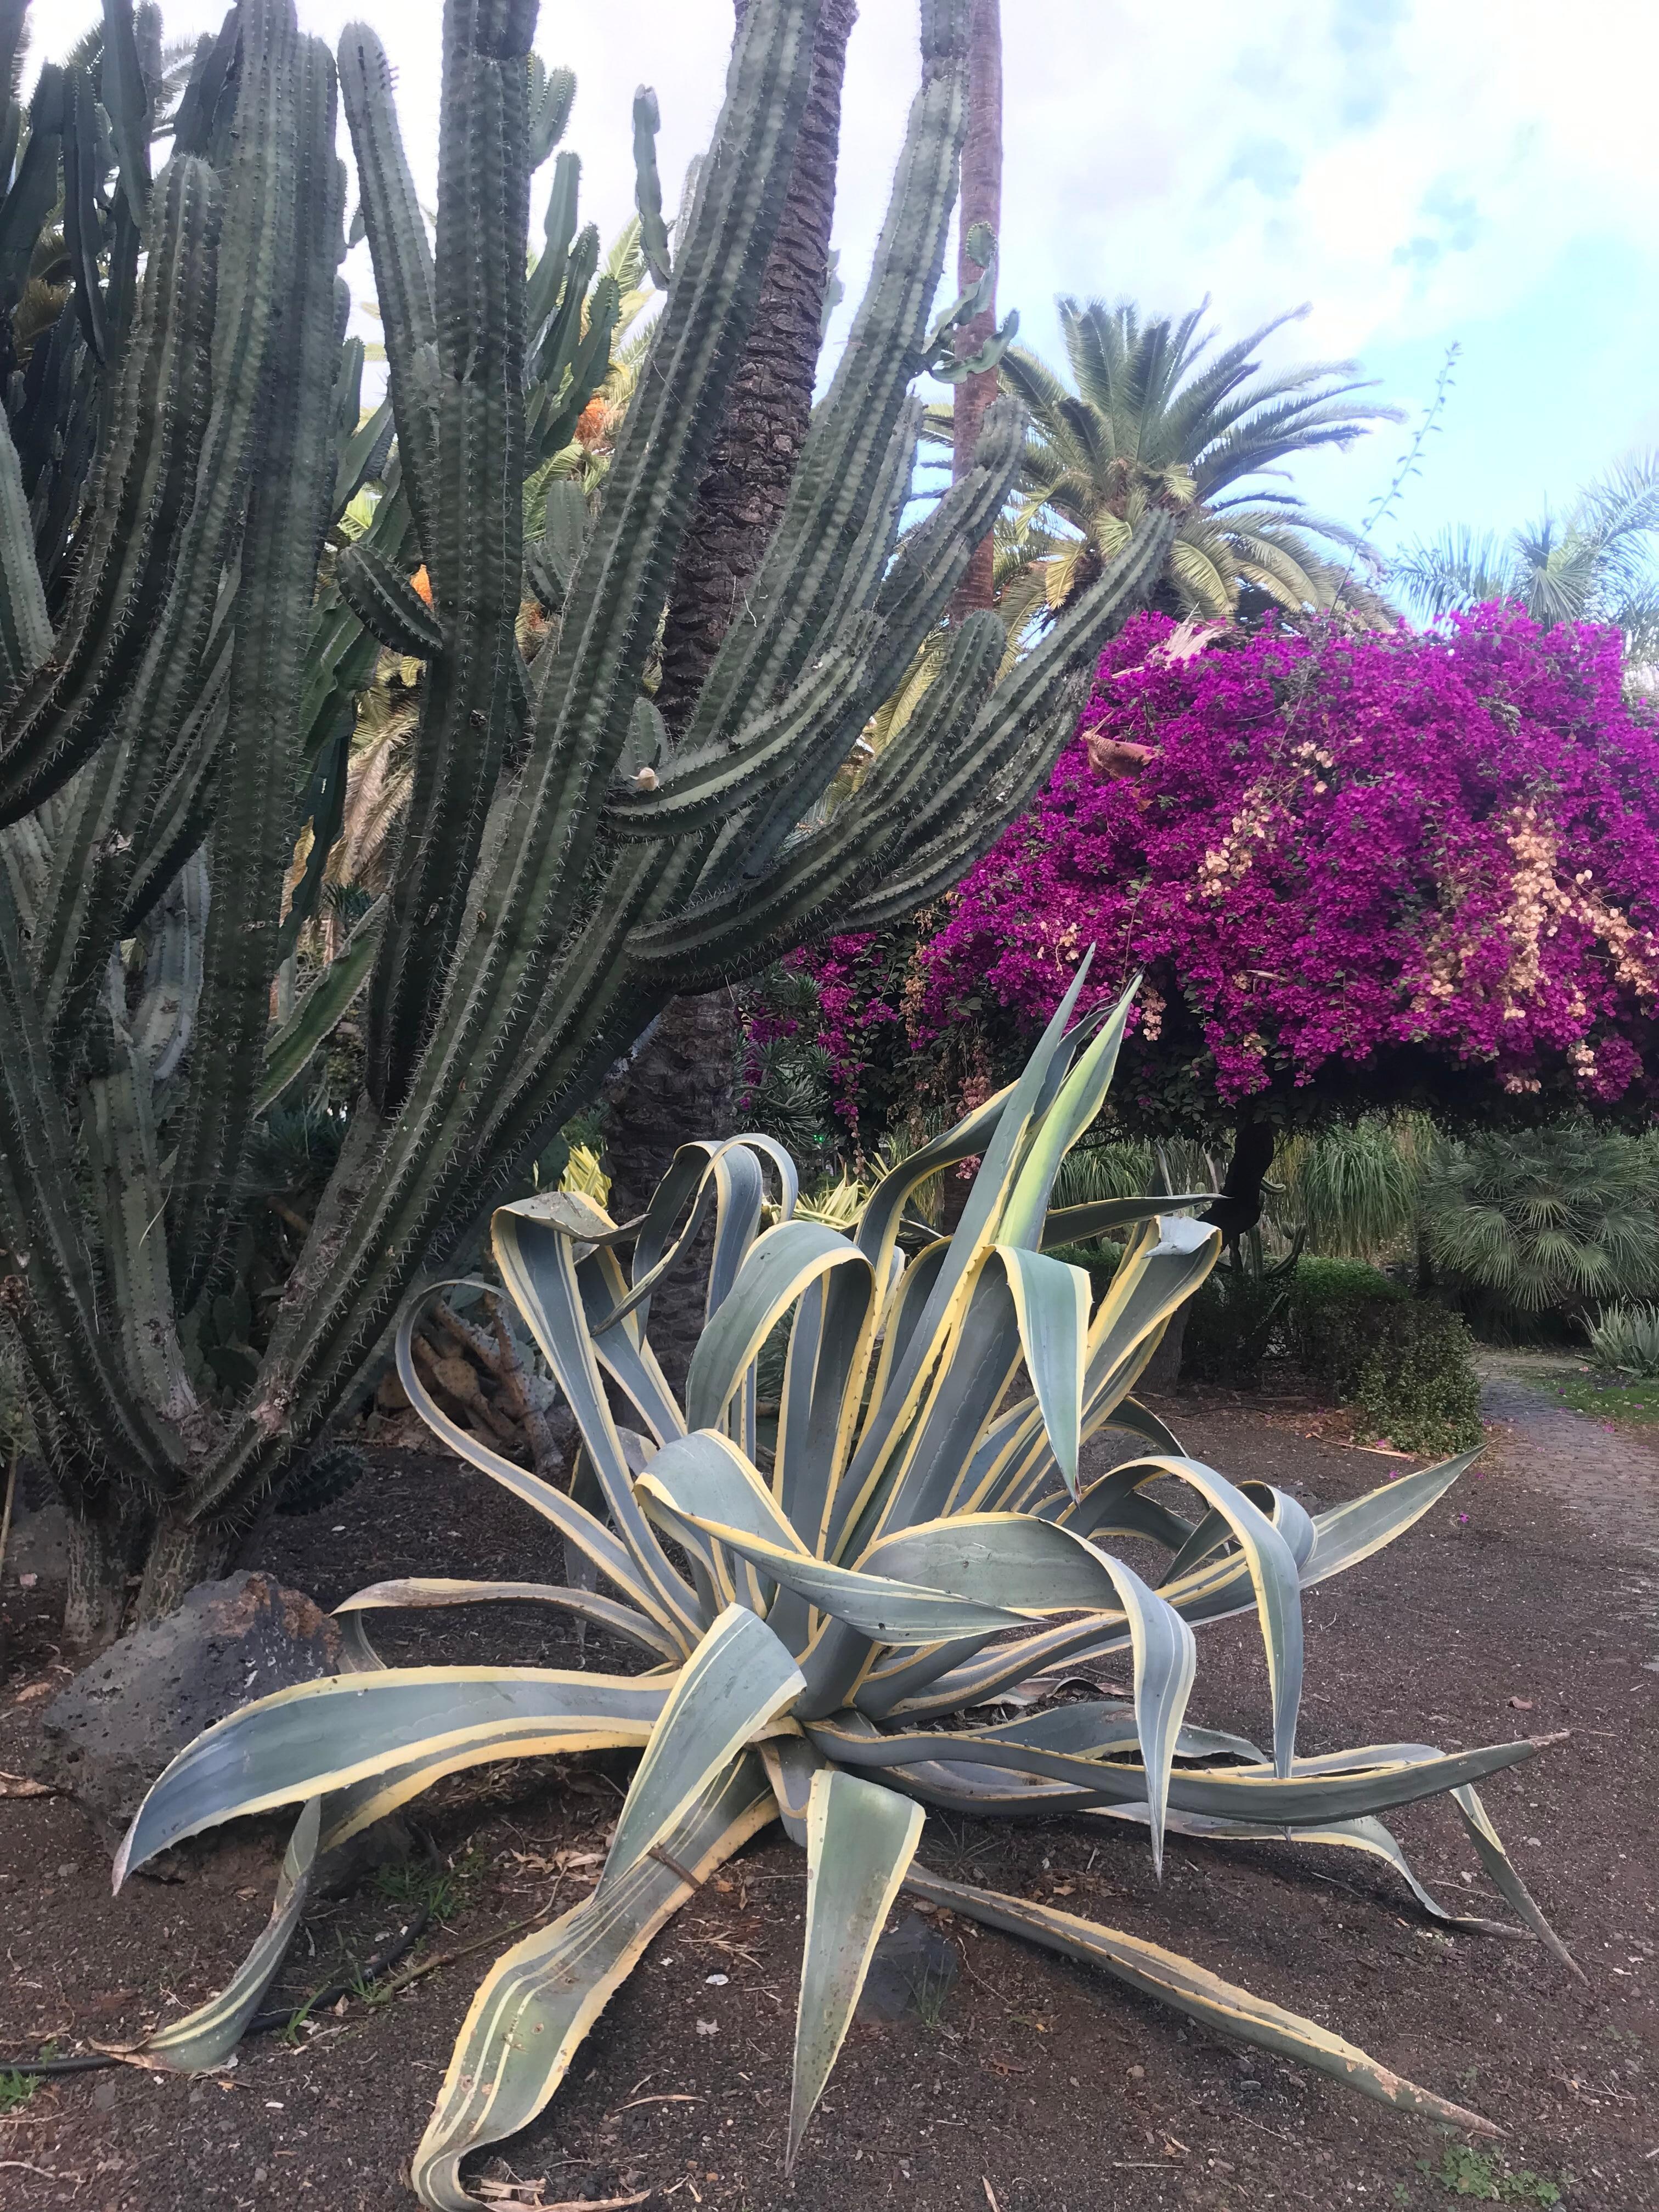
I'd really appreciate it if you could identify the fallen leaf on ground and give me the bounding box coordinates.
[0,1771,54,1796]
[1509,1696,1534,1710]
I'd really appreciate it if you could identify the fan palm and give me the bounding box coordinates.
[932,296,1400,621]
[1392,452,1659,667]
[1423,1122,1659,1321]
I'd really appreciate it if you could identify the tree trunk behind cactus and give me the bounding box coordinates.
[605,0,857,1360]
[653,0,856,732]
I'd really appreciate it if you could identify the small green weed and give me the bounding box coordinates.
[0,2069,37,2114]
[1419,2145,1562,2203]
[907,1957,955,2032]
[371,1846,477,1927]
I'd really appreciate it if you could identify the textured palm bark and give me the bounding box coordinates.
[653,0,857,735]
[949,0,1002,617]
[606,2,857,1390]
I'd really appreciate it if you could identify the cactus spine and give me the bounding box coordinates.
[0,0,1166,1636]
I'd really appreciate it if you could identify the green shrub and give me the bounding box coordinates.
[1288,1259,1480,1455]
[1350,1304,1483,1457]
[1046,1238,1124,1300]
[1183,1268,1287,1386]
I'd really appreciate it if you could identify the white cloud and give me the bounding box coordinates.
[35,0,1659,541]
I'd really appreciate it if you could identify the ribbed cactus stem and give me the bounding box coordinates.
[0,153,222,826]
[0,0,1172,1633]
[171,20,346,1308]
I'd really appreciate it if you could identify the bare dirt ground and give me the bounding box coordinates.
[1,1372,1655,2212]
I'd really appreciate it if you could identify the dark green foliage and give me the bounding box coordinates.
[275,1441,368,1516]
[1183,1267,1287,1387]
[1423,1123,1659,1331]
[1288,1262,1480,1456]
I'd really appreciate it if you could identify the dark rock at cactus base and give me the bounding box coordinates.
[33,1572,353,1852]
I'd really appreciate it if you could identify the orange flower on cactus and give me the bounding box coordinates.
[410,565,433,606]
[574,394,609,448]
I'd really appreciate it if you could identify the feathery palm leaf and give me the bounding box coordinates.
[1393,452,1659,668]
[934,296,1399,621]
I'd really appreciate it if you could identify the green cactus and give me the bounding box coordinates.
[0,0,1168,1641]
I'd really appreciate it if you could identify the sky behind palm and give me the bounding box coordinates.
[44,0,1658,563]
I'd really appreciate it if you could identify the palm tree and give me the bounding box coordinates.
[1421,1123,1659,1327]
[605,0,860,1394]
[1391,452,1659,667]
[933,296,1400,622]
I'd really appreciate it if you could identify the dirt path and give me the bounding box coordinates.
[2,1403,1656,2212]
[1477,1351,1659,1677]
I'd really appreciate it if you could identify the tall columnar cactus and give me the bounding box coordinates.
[0,0,1171,1638]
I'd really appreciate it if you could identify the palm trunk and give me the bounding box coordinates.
[605,1,857,1378]
[653,0,857,732]
[949,0,1002,617]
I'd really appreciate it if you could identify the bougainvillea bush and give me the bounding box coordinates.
[797,606,1659,1144]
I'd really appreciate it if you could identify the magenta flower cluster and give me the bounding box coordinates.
[805,605,1659,1121]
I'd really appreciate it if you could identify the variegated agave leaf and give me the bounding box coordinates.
[116,966,1569,2199]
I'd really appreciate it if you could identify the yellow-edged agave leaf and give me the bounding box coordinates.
[992,1245,1091,1497]
[637,1427,810,1558]
[1301,1450,1482,1584]
[602,1604,803,1889]
[759,1731,828,1844]
[577,1243,687,1449]
[1057,1454,1305,1775]
[335,1578,685,1662]
[810,1717,1537,1825]
[788,1771,925,2167]
[142,1802,321,2071]
[999,980,1138,1248]
[685,1221,874,1433]
[777,1256,884,1568]
[862,1513,1194,1857]
[903,1867,1500,2135]
[493,1207,703,1644]
[412,1756,774,2211]
[1086,1800,1541,1943]
[663,1509,1032,1645]
[1453,1785,1582,1976]
[1039,1193,1211,1248]
[831,963,1101,1542]
[1106,1395,1186,1455]
[115,1669,672,1881]
[1087,1214,1221,1380]
[395,1284,677,1633]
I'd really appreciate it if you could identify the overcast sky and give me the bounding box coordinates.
[41,0,1659,562]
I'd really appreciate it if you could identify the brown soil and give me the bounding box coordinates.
[1,1376,1655,2212]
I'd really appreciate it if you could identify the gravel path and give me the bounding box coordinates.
[1477,1348,1659,1671]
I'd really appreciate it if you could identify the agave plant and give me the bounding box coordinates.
[1584,1299,1659,1379]
[115,970,1571,2203]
